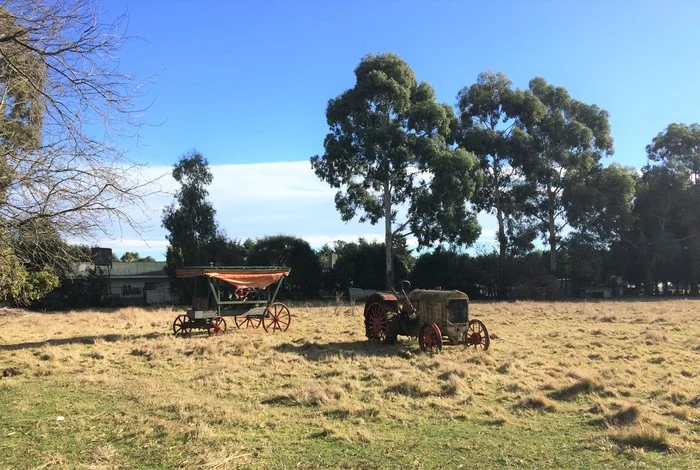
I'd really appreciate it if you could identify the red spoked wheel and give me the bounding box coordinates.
[365,303,388,342]
[464,319,490,350]
[262,303,291,333]
[172,315,191,336]
[234,315,262,329]
[208,316,227,336]
[418,323,443,354]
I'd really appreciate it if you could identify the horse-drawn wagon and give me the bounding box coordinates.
[172,266,292,336]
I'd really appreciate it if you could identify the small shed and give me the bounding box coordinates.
[109,262,173,306]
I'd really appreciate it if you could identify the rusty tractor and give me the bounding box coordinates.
[363,281,489,353]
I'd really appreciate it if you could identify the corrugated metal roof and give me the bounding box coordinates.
[109,262,168,277]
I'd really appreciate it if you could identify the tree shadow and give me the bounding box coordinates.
[0,332,166,351]
[273,339,415,362]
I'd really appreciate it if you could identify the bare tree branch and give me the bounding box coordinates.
[0,0,161,303]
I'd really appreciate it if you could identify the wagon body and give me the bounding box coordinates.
[171,266,292,336]
[363,282,489,353]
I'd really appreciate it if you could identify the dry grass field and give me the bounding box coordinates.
[0,299,699,469]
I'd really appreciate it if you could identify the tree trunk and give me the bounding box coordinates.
[689,238,699,296]
[548,214,557,273]
[496,204,507,298]
[639,232,655,296]
[384,183,394,291]
[642,263,654,296]
[547,183,557,273]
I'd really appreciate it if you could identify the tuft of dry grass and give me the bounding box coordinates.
[496,361,511,374]
[606,403,642,427]
[550,374,606,401]
[384,381,429,398]
[514,395,557,412]
[609,424,671,452]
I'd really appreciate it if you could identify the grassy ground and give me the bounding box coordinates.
[0,299,699,469]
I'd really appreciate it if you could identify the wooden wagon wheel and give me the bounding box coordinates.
[208,316,227,336]
[262,302,291,333]
[464,319,490,350]
[234,315,262,329]
[365,303,388,342]
[172,315,191,336]
[418,323,443,354]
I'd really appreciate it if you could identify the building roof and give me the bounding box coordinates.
[109,262,168,278]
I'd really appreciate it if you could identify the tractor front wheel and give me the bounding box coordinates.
[418,323,443,354]
[464,319,489,350]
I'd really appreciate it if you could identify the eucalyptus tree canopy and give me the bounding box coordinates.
[647,123,700,182]
[311,53,481,289]
[627,165,687,294]
[456,71,536,293]
[247,235,322,299]
[514,77,614,273]
[564,164,636,246]
[646,123,700,294]
[162,150,220,268]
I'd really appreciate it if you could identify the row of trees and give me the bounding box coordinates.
[160,146,698,302]
[311,53,700,296]
[32,129,700,307]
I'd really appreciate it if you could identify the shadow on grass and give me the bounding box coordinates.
[273,340,415,361]
[0,332,166,351]
[549,377,606,401]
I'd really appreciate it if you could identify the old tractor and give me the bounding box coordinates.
[363,281,489,353]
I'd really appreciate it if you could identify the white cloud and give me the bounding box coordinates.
[89,160,498,260]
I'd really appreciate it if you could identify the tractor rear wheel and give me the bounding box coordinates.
[418,323,443,354]
[365,302,396,343]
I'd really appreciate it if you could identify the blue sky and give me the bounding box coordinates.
[98,0,700,260]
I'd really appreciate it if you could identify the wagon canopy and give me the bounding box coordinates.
[175,267,291,289]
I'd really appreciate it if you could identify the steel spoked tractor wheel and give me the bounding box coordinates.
[418,323,443,354]
[172,315,191,336]
[365,302,390,342]
[262,302,291,333]
[464,319,489,350]
[208,316,227,336]
[234,315,262,329]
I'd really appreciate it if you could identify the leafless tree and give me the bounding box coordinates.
[0,0,159,302]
